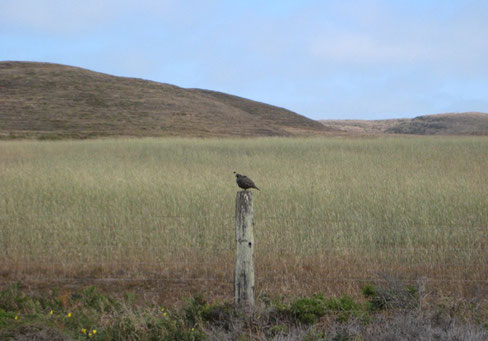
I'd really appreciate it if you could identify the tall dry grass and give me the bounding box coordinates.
[1,137,487,299]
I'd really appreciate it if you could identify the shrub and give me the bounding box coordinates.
[284,294,365,324]
[183,295,234,326]
[0,282,29,312]
[362,278,419,311]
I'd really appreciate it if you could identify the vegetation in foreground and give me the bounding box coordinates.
[1,136,487,339]
[0,280,487,340]
[0,136,487,303]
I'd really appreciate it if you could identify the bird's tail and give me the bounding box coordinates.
[254,186,260,191]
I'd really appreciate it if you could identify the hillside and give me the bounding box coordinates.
[385,112,488,135]
[321,112,488,135]
[0,61,332,139]
[319,119,408,134]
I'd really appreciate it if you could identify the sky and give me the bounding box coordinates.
[1,0,487,120]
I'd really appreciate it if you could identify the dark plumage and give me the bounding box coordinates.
[234,171,260,191]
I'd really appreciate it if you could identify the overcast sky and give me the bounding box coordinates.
[1,0,487,120]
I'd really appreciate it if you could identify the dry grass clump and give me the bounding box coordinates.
[0,136,487,301]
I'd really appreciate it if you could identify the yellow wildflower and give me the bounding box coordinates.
[50,310,54,316]
[14,315,18,320]
[163,312,167,316]
[92,329,97,334]
[89,333,93,337]
[67,312,72,318]
[81,328,87,334]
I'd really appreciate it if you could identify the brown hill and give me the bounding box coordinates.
[384,112,488,135]
[321,112,488,135]
[0,61,331,139]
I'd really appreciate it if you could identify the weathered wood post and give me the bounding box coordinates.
[235,191,255,309]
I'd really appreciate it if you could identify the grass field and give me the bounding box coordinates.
[1,136,487,303]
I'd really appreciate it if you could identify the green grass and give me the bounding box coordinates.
[1,282,486,340]
[1,136,487,298]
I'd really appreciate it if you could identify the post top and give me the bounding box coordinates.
[237,190,253,197]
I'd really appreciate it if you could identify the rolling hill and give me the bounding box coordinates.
[0,61,332,139]
[321,112,488,135]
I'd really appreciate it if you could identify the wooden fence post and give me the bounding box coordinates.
[235,191,255,309]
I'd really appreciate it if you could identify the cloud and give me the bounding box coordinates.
[0,0,115,34]
[309,33,421,64]
[307,1,488,69]
[0,0,204,35]
[1,0,487,119]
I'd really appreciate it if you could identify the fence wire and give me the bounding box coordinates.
[1,216,487,290]
[1,276,487,285]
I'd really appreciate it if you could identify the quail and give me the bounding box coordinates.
[234,171,260,190]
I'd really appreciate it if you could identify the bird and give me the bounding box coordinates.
[234,171,260,191]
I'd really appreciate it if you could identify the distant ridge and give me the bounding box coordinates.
[321,112,488,135]
[0,61,332,139]
[385,112,488,135]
